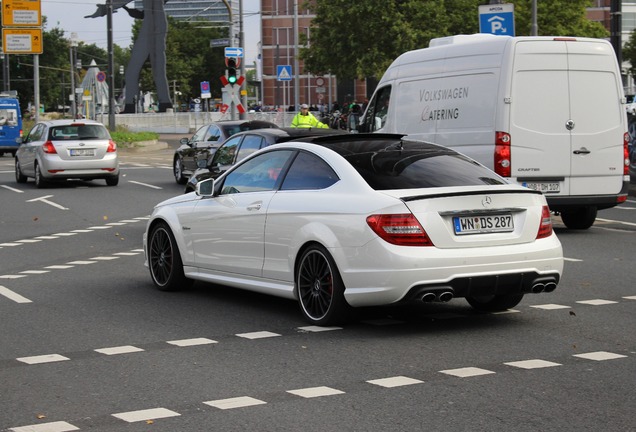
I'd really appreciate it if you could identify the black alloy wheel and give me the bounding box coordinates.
[148,222,192,291]
[297,245,350,326]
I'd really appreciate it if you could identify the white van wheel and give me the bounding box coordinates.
[560,207,597,230]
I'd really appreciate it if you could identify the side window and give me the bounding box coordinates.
[207,126,221,142]
[362,85,392,132]
[281,151,339,190]
[235,135,264,163]
[191,126,207,143]
[220,150,295,195]
[213,136,242,166]
[26,124,44,142]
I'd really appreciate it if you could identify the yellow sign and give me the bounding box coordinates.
[1,0,42,27]
[2,28,43,54]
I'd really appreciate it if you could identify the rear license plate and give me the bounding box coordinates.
[522,182,560,193]
[70,149,95,157]
[453,214,514,235]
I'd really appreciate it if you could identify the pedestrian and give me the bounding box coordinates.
[290,104,329,128]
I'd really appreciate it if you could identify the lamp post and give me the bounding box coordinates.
[69,32,78,119]
[106,0,116,130]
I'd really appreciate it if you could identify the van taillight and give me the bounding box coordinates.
[624,132,630,175]
[42,141,57,154]
[494,131,511,177]
[536,206,553,239]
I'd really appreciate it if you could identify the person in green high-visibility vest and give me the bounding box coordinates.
[290,104,329,128]
[86,0,172,113]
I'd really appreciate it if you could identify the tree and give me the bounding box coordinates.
[300,0,609,80]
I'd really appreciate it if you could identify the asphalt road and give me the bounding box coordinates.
[0,148,635,431]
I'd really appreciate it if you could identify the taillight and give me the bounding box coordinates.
[366,213,433,246]
[536,205,553,239]
[624,132,629,175]
[107,140,117,153]
[494,131,511,177]
[42,141,57,154]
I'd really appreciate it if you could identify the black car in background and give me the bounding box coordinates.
[173,120,278,184]
[184,127,347,193]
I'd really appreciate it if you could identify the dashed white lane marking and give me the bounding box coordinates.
[596,217,636,227]
[0,285,32,303]
[440,367,496,378]
[236,331,281,339]
[20,270,49,275]
[530,304,571,310]
[94,345,145,355]
[113,252,139,256]
[573,351,628,361]
[0,242,22,247]
[66,260,97,265]
[367,376,423,388]
[167,337,218,347]
[44,265,74,270]
[16,239,42,244]
[287,386,345,398]
[128,180,163,190]
[34,236,59,240]
[9,420,79,432]
[112,407,180,423]
[576,299,619,306]
[504,359,561,369]
[87,226,112,230]
[298,325,343,332]
[624,296,636,300]
[70,229,93,233]
[52,232,77,237]
[17,354,70,365]
[90,256,120,261]
[0,274,27,279]
[204,396,267,410]
[1,184,24,193]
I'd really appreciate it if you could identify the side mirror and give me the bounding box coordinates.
[179,137,191,146]
[196,178,214,197]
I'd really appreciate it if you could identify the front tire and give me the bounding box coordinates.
[560,206,597,230]
[15,158,27,183]
[296,245,350,326]
[174,157,187,185]
[148,222,192,291]
[466,294,524,312]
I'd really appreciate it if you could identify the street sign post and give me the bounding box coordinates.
[224,47,244,58]
[277,65,292,81]
[2,28,42,54]
[1,0,42,27]
[478,3,515,36]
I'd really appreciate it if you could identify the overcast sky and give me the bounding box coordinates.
[40,0,261,64]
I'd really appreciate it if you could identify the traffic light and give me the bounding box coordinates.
[227,58,237,84]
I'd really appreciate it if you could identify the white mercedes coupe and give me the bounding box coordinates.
[144,134,563,326]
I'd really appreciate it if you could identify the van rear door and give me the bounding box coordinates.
[509,39,624,197]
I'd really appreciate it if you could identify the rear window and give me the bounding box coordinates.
[323,139,506,190]
[50,124,110,140]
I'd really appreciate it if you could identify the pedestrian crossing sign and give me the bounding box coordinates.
[277,65,292,81]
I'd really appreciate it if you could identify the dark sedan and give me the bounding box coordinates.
[173,120,278,184]
[184,127,346,193]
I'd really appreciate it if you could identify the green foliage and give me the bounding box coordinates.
[300,0,609,80]
[110,126,159,145]
[624,30,636,80]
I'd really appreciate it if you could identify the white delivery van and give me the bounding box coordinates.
[359,34,630,229]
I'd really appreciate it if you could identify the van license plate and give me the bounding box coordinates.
[70,149,95,157]
[523,182,560,193]
[453,214,514,235]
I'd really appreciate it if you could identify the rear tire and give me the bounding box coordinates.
[34,162,46,188]
[148,222,192,291]
[296,244,350,326]
[106,175,119,186]
[15,158,27,183]
[560,206,597,230]
[466,294,524,312]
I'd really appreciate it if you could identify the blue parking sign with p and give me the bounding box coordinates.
[479,4,515,36]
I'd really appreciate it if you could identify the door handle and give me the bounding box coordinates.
[247,202,262,211]
[573,148,591,155]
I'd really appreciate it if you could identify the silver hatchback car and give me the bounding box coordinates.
[15,119,119,188]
